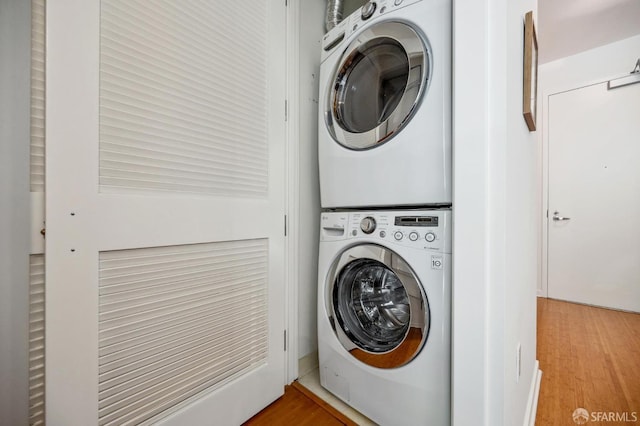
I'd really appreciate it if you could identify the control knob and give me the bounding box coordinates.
[360,216,377,234]
[361,1,377,20]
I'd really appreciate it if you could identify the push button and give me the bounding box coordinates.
[409,232,419,241]
[394,231,403,241]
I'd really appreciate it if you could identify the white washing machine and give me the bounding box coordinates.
[318,0,451,209]
[318,209,451,425]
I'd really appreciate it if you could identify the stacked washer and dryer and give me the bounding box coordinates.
[316,0,452,424]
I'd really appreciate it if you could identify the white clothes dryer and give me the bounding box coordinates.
[318,0,451,209]
[317,209,451,425]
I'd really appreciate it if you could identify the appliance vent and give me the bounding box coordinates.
[97,239,268,425]
[29,254,46,426]
[30,0,45,193]
[98,0,269,197]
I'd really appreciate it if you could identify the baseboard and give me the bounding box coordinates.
[524,361,543,426]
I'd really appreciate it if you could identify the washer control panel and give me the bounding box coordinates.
[321,210,451,253]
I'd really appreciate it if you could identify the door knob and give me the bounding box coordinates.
[552,211,571,221]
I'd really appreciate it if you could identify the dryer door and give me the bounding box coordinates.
[326,21,430,150]
[327,244,429,369]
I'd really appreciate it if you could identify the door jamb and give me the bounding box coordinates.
[285,0,300,384]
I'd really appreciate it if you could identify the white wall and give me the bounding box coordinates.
[0,1,31,424]
[500,2,539,425]
[296,0,324,359]
[538,34,640,296]
[451,0,491,422]
[453,0,538,424]
[539,35,640,94]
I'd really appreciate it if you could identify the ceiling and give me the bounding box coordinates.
[538,0,640,63]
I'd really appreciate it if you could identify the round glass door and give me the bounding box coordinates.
[326,244,429,369]
[326,21,430,150]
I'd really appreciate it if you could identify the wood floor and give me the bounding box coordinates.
[535,298,640,425]
[246,298,640,425]
[243,382,357,426]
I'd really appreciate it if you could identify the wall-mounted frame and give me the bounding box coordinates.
[523,11,538,131]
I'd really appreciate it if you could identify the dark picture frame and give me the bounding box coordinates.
[523,11,538,132]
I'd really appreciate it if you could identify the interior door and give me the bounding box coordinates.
[46,1,287,425]
[547,80,640,312]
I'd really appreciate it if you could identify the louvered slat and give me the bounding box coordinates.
[29,254,46,426]
[99,0,269,197]
[30,0,45,193]
[98,239,269,425]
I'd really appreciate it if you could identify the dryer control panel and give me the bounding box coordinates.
[321,0,422,58]
[320,209,451,253]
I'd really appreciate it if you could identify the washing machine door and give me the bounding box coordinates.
[326,244,429,369]
[326,21,430,150]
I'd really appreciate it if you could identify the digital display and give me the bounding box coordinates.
[394,216,438,227]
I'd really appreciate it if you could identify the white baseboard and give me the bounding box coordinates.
[524,361,543,426]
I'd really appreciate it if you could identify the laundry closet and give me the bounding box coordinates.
[1,0,540,425]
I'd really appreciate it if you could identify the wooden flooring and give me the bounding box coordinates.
[535,298,640,425]
[243,382,358,426]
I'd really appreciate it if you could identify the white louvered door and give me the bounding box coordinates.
[46,1,287,425]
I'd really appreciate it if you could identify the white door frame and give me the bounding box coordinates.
[285,0,301,384]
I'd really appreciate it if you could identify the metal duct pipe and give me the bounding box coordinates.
[326,0,344,32]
